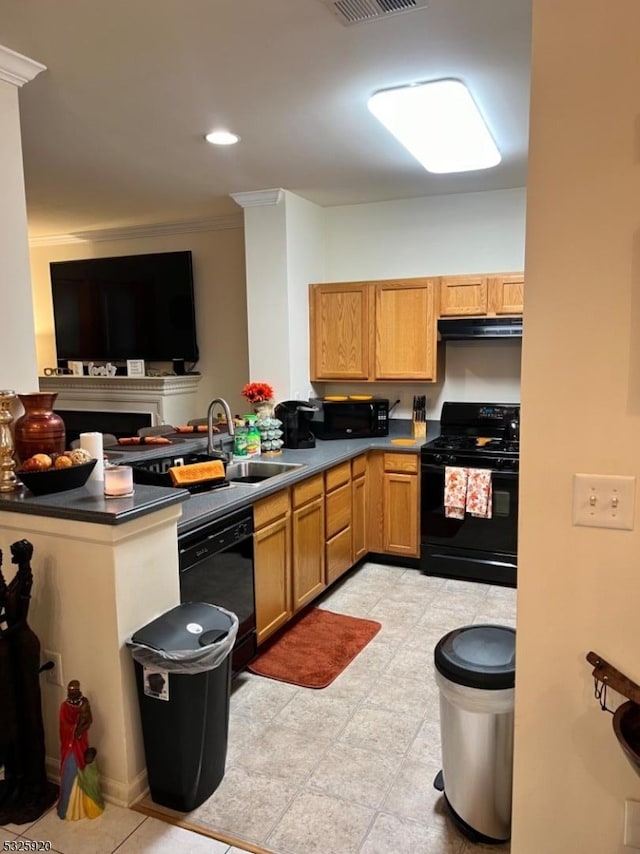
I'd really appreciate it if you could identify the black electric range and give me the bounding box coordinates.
[420,402,520,587]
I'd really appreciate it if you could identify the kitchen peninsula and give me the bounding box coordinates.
[0,423,433,809]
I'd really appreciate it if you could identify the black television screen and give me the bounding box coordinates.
[50,251,199,363]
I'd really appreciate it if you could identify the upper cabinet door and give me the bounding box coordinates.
[374,279,438,380]
[489,273,525,315]
[310,283,371,380]
[439,275,488,316]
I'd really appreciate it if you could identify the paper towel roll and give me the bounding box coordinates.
[79,432,104,481]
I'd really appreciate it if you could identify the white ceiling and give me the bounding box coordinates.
[1,0,532,238]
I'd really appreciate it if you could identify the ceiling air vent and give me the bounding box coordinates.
[321,0,429,26]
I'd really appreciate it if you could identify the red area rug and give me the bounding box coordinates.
[247,607,382,688]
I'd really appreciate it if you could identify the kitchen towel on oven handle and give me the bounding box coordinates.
[444,466,468,519]
[466,468,493,519]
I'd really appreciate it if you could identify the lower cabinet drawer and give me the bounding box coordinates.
[293,473,324,508]
[383,452,418,474]
[326,526,352,585]
[326,482,351,539]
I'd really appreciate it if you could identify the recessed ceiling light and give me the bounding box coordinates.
[205,130,240,145]
[367,79,501,174]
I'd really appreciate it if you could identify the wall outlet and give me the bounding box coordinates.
[572,473,635,530]
[43,649,64,687]
[625,800,640,848]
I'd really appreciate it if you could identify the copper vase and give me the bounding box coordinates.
[14,393,66,463]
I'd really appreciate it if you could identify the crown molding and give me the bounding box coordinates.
[230,189,284,208]
[28,213,244,247]
[39,374,202,394]
[0,45,46,87]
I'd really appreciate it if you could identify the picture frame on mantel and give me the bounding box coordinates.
[126,359,145,378]
[68,360,84,377]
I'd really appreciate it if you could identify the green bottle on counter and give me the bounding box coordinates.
[244,415,261,457]
[233,423,248,457]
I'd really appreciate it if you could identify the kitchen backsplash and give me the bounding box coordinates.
[314,339,522,421]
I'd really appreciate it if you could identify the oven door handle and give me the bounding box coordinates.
[421,462,518,479]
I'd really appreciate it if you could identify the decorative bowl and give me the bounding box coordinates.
[613,700,640,778]
[18,459,97,496]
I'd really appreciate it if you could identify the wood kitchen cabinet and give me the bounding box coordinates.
[325,461,353,585]
[309,277,439,382]
[366,451,420,557]
[309,282,371,380]
[253,490,292,644]
[383,453,419,556]
[292,473,326,610]
[351,454,367,563]
[439,272,524,317]
[374,279,438,380]
[254,452,416,644]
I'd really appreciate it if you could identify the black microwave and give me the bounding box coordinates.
[310,398,389,440]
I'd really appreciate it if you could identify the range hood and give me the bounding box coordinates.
[438,317,523,341]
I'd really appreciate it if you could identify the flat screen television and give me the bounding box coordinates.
[50,250,199,364]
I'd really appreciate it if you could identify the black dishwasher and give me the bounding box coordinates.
[178,508,256,675]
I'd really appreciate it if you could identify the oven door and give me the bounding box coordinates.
[420,461,518,586]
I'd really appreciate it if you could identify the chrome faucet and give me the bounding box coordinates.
[206,397,236,459]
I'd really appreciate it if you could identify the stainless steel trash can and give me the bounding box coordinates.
[434,624,516,844]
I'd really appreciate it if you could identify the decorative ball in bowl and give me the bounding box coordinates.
[18,459,97,496]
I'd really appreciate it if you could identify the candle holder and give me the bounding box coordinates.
[104,465,134,498]
[0,389,19,492]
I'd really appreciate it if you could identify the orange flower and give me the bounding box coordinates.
[241,382,274,403]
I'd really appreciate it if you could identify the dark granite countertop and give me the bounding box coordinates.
[0,420,439,530]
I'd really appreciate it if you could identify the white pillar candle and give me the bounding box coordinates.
[104,465,133,497]
[79,431,104,481]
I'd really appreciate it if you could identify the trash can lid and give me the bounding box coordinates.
[434,624,516,690]
[131,602,235,652]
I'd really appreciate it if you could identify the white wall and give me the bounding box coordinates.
[0,79,39,394]
[284,192,326,400]
[243,200,291,401]
[240,191,327,403]
[513,1,640,851]
[324,188,526,280]
[29,225,249,418]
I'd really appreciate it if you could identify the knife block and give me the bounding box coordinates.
[411,420,426,438]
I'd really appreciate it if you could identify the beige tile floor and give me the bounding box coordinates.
[2,561,516,854]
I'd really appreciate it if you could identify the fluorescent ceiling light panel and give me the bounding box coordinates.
[205,130,240,145]
[368,79,501,174]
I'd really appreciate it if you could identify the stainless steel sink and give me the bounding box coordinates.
[225,459,304,485]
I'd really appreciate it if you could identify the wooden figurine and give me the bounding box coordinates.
[0,539,58,826]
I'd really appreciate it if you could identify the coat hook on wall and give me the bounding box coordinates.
[586,650,640,713]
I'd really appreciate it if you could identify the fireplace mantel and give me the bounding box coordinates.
[38,374,202,427]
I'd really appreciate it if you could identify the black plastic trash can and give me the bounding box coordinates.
[434,624,516,844]
[128,602,238,812]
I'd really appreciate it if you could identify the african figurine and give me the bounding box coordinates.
[57,680,104,820]
[0,539,58,826]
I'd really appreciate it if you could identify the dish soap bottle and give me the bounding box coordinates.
[245,415,261,457]
[233,422,248,457]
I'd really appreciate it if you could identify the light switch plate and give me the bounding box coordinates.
[572,474,635,530]
[625,800,640,848]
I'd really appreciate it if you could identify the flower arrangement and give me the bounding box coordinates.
[241,381,274,404]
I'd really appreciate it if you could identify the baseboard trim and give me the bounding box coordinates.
[131,798,271,853]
